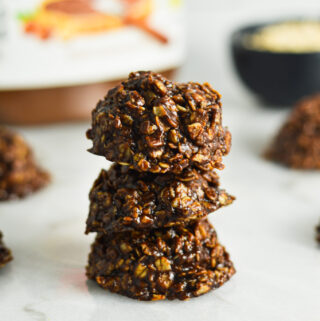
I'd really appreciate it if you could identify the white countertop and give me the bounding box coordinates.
[1,1,320,320]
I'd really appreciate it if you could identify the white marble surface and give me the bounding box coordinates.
[1,1,320,320]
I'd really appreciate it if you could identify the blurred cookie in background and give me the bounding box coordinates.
[265,94,320,169]
[0,127,50,200]
[0,231,12,268]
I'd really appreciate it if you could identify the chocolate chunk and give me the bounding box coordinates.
[265,94,320,169]
[87,71,231,174]
[0,232,12,268]
[86,219,235,301]
[0,127,50,200]
[86,164,234,234]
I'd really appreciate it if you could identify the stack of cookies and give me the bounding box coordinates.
[85,71,235,301]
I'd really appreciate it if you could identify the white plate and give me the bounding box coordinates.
[0,0,185,90]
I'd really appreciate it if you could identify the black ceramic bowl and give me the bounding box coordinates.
[231,22,320,106]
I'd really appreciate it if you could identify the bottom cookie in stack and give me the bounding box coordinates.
[0,232,12,268]
[86,219,235,301]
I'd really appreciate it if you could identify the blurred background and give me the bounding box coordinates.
[1,0,320,123]
[1,0,320,122]
[183,0,320,106]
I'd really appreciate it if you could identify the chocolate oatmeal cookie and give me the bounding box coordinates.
[0,127,50,200]
[87,71,231,174]
[86,219,235,301]
[0,232,12,268]
[86,164,234,234]
[266,94,320,169]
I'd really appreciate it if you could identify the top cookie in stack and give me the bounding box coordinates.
[87,71,231,174]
